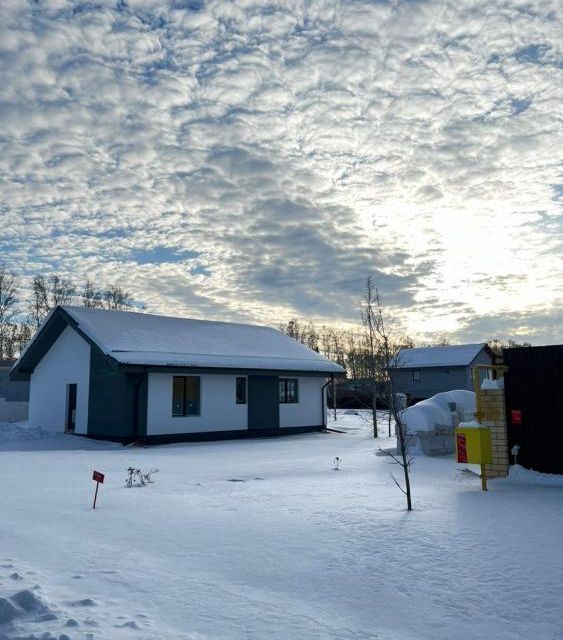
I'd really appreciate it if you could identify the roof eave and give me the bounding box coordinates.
[117,362,346,377]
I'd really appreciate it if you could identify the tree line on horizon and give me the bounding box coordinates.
[0,265,136,360]
[278,318,531,379]
[0,263,531,363]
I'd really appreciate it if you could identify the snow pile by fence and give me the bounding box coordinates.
[400,390,476,456]
[402,390,476,434]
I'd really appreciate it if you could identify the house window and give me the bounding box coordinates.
[172,376,200,416]
[412,370,421,382]
[279,378,298,403]
[236,377,246,404]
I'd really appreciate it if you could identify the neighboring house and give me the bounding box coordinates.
[0,359,29,422]
[10,306,344,443]
[390,343,493,403]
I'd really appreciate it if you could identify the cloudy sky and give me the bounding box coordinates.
[1,0,562,344]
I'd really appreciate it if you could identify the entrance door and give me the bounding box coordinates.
[247,376,279,431]
[66,383,77,432]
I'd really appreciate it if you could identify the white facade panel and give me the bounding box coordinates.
[28,326,91,433]
[147,373,248,435]
[279,377,324,428]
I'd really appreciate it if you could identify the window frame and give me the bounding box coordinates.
[412,370,421,382]
[171,375,201,417]
[279,378,299,404]
[236,376,247,405]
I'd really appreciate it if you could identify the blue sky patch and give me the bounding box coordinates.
[189,264,211,277]
[129,247,201,264]
[515,44,550,64]
[510,98,531,115]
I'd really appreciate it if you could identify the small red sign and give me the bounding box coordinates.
[511,410,522,425]
[456,433,468,463]
[92,470,105,484]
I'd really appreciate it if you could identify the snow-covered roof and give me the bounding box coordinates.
[60,306,344,374]
[394,343,488,369]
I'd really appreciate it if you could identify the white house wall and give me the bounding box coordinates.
[279,377,324,428]
[147,373,248,435]
[28,326,90,433]
[146,373,325,435]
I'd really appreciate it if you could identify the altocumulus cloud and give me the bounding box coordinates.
[0,0,562,343]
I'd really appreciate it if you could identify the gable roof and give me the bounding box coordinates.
[12,306,344,376]
[394,343,489,369]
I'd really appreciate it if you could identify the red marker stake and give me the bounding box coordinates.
[92,470,105,509]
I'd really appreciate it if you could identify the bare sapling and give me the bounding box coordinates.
[363,275,413,511]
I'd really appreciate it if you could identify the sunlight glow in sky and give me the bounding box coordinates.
[1,0,562,343]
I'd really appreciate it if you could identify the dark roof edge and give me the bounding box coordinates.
[119,363,346,377]
[10,306,117,381]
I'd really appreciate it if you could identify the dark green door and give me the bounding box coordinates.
[248,376,279,430]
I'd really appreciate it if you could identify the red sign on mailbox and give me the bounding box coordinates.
[92,470,105,484]
[456,433,468,463]
[511,410,522,425]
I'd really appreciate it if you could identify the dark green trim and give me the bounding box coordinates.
[10,306,120,380]
[83,425,324,445]
[9,315,67,380]
[87,349,139,439]
[248,375,279,430]
[120,364,344,378]
[134,370,148,439]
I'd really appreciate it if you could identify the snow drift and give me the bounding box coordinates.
[401,390,476,434]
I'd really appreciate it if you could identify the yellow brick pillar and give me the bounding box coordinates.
[479,389,509,478]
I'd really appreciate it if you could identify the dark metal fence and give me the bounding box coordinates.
[503,345,563,474]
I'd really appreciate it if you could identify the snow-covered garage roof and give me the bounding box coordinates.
[19,306,344,374]
[394,343,489,369]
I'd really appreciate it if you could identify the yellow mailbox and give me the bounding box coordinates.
[456,422,492,491]
[455,424,492,465]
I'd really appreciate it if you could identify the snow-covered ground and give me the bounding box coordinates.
[1,411,562,640]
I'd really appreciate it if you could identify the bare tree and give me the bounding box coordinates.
[0,266,18,358]
[360,276,382,438]
[28,274,75,327]
[82,279,103,308]
[50,275,75,306]
[29,275,48,328]
[363,276,413,511]
[4,322,32,360]
[102,284,133,311]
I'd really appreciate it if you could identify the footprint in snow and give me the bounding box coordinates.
[9,572,23,581]
[83,617,99,626]
[68,598,96,607]
[116,620,140,629]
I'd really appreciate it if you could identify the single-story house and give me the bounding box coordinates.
[389,343,494,403]
[10,306,344,443]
